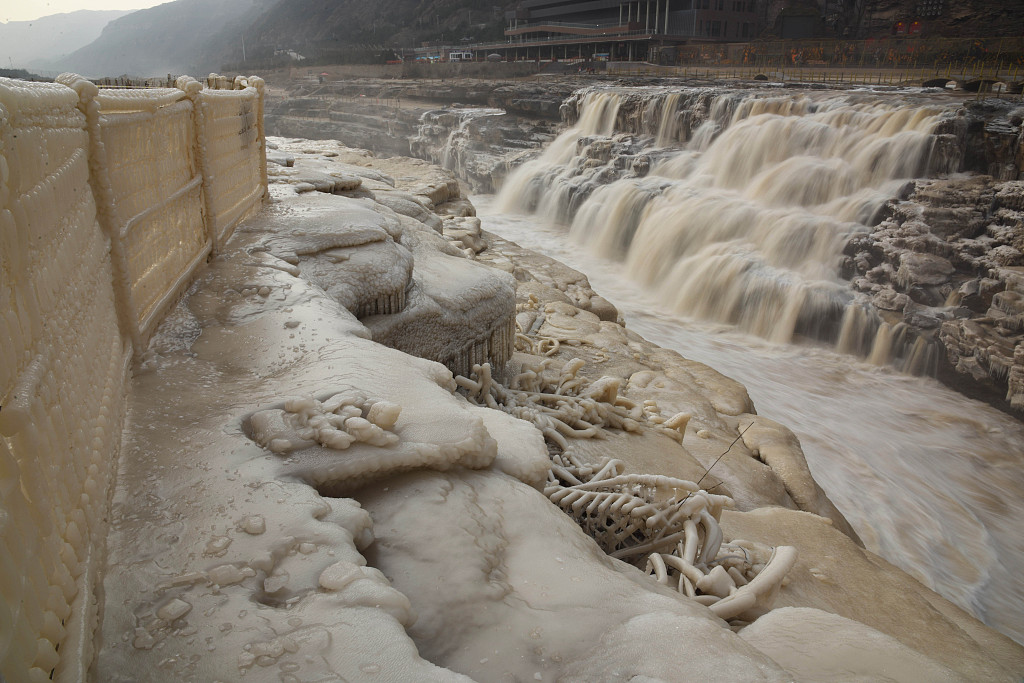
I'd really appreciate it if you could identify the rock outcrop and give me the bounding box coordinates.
[264,79,573,192]
[845,176,1024,410]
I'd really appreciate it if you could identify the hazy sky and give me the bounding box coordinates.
[0,0,166,23]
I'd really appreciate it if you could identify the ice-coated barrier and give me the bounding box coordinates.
[0,73,266,682]
[0,76,124,683]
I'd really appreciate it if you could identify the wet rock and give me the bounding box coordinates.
[847,177,1024,413]
[872,288,910,312]
[896,252,954,287]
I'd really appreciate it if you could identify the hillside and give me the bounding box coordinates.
[0,10,132,71]
[206,0,511,70]
[53,0,271,77]
[50,0,510,77]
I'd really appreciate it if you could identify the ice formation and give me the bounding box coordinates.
[455,354,797,623]
[262,143,517,379]
[546,454,797,621]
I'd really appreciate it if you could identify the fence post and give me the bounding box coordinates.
[250,76,269,201]
[55,73,141,356]
[177,76,219,255]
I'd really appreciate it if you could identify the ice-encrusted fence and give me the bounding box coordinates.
[58,73,268,347]
[0,73,266,682]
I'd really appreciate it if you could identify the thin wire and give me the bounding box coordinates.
[696,421,753,489]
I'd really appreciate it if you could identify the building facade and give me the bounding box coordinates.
[509,0,758,39]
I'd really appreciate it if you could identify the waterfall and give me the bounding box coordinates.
[497,86,945,360]
[495,91,623,223]
[412,107,504,178]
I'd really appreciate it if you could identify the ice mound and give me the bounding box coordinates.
[358,469,793,682]
[261,149,518,378]
[250,394,402,453]
[365,246,517,380]
[739,607,964,682]
[248,389,497,495]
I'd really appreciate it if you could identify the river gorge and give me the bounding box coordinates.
[265,74,1024,647]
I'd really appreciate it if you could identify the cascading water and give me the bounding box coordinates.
[412,107,504,178]
[496,87,947,371]
[495,91,623,225]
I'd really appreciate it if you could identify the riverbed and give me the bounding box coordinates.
[475,195,1024,645]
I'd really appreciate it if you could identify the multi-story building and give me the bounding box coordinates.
[497,0,759,61]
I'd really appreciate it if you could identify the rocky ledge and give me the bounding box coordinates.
[845,176,1024,411]
[264,78,576,192]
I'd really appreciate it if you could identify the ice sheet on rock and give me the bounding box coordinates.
[366,243,517,378]
[467,402,551,488]
[241,194,413,318]
[339,165,396,187]
[357,469,792,683]
[259,194,397,261]
[721,507,1024,680]
[303,172,363,193]
[260,378,498,496]
[370,190,444,231]
[100,452,463,681]
[266,150,294,167]
[738,414,862,543]
[300,238,413,318]
[559,611,788,682]
[185,264,370,373]
[443,215,488,254]
[739,607,965,682]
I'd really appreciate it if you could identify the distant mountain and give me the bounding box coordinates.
[49,0,511,77]
[0,10,133,71]
[202,0,512,71]
[52,0,273,78]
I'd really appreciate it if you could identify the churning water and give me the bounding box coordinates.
[496,88,951,372]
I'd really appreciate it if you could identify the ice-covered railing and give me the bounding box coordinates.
[0,77,126,683]
[197,73,268,251]
[0,73,267,682]
[56,73,268,347]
